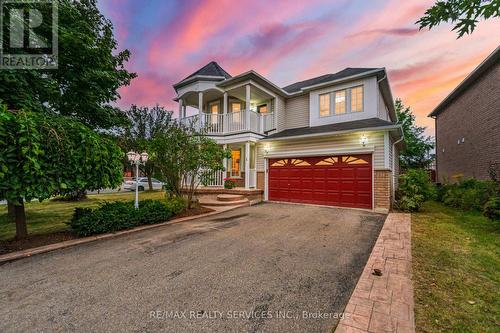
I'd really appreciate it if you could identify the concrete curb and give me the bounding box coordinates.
[0,205,245,265]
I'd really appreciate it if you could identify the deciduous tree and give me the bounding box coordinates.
[417,0,500,38]
[118,105,173,190]
[0,105,123,239]
[396,99,435,170]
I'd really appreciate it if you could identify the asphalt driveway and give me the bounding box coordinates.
[0,203,385,333]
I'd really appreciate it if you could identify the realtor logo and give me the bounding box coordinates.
[0,0,58,69]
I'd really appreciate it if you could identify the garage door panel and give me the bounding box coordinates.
[268,154,372,209]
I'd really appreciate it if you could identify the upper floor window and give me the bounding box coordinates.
[319,93,330,117]
[334,90,346,114]
[258,104,268,113]
[318,85,364,117]
[351,86,363,112]
[231,102,241,112]
[210,102,219,114]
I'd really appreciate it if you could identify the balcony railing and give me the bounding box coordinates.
[180,110,275,135]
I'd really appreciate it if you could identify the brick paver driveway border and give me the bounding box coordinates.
[335,213,414,333]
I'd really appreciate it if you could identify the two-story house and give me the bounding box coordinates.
[174,62,403,212]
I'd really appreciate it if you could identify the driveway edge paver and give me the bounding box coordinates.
[0,204,246,264]
[335,213,414,333]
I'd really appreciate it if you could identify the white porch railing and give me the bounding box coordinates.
[180,111,275,135]
[201,169,224,187]
[183,169,224,188]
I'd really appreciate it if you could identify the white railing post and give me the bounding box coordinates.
[259,114,264,133]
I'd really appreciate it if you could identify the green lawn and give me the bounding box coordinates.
[412,201,500,332]
[0,191,166,241]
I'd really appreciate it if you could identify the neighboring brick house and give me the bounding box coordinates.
[429,46,500,182]
[174,62,404,212]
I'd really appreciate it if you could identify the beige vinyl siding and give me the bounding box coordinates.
[276,96,286,132]
[256,131,386,171]
[284,95,309,129]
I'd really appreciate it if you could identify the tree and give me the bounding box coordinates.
[395,99,434,170]
[151,121,230,208]
[0,0,136,129]
[0,105,123,239]
[417,0,500,38]
[118,105,173,190]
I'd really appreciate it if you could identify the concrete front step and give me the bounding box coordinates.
[217,194,245,202]
[199,197,249,207]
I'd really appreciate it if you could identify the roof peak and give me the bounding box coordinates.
[177,61,232,85]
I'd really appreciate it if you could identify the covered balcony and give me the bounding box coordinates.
[178,83,276,135]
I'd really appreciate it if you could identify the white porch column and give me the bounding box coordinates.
[178,98,183,119]
[244,141,250,189]
[223,92,228,114]
[182,106,186,119]
[223,92,228,132]
[198,91,203,127]
[223,144,228,179]
[245,84,251,130]
[198,91,203,115]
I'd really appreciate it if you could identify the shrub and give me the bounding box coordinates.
[164,195,187,215]
[483,196,500,221]
[396,168,435,212]
[441,178,498,211]
[69,198,181,236]
[224,178,237,189]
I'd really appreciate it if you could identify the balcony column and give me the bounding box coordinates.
[244,141,250,189]
[178,98,184,119]
[198,91,203,127]
[245,84,251,130]
[223,92,228,132]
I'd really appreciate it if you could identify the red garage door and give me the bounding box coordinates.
[268,154,372,209]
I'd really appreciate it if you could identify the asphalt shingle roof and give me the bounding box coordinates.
[264,118,396,139]
[180,61,232,82]
[282,68,381,93]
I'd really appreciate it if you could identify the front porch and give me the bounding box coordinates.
[198,140,260,190]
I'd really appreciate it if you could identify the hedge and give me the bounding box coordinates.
[69,197,186,236]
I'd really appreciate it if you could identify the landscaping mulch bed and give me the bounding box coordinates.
[0,206,214,255]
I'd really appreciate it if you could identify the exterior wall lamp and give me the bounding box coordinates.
[360,135,368,147]
[127,151,149,209]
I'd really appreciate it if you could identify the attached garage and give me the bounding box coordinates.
[268,154,372,209]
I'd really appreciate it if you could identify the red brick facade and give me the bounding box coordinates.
[435,61,500,182]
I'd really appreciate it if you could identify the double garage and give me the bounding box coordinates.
[267,154,373,209]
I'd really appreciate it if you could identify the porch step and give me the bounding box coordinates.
[216,194,245,202]
[199,197,250,207]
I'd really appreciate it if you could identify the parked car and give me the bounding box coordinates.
[123,178,164,191]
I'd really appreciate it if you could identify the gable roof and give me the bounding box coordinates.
[429,45,500,117]
[282,68,382,93]
[173,61,231,90]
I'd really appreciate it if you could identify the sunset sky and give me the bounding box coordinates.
[100,0,500,135]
